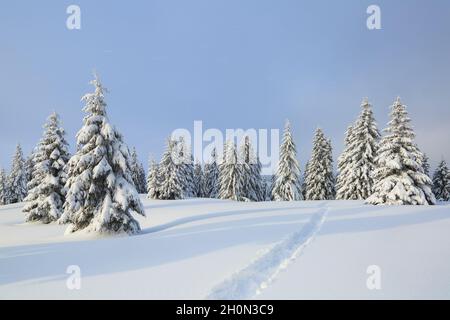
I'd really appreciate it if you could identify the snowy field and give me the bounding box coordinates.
[0,197,449,300]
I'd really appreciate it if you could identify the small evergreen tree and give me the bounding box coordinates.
[271,120,302,201]
[23,112,70,223]
[203,148,220,198]
[304,128,335,200]
[422,153,431,177]
[158,138,184,200]
[130,147,147,194]
[367,98,435,205]
[7,144,28,203]
[0,168,7,205]
[60,75,145,234]
[239,136,263,201]
[146,157,160,199]
[432,160,449,201]
[219,141,242,200]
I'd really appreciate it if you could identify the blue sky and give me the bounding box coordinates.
[1,0,449,171]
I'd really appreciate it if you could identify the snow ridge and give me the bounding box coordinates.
[206,205,328,300]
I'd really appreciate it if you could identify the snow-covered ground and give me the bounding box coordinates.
[0,197,449,299]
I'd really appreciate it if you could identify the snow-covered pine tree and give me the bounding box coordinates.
[7,144,28,203]
[366,97,435,205]
[422,153,431,177]
[203,148,220,198]
[23,112,70,223]
[25,152,35,186]
[432,160,449,201]
[193,161,203,197]
[304,128,335,200]
[219,141,242,200]
[271,120,302,201]
[301,160,310,199]
[175,137,195,198]
[335,125,354,199]
[60,75,145,234]
[238,136,263,201]
[0,168,7,205]
[130,147,147,194]
[336,99,380,200]
[158,138,184,200]
[146,157,160,199]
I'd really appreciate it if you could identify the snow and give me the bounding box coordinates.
[1,197,450,299]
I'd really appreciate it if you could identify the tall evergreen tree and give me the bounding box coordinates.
[432,160,449,201]
[7,144,28,203]
[336,99,380,200]
[304,128,335,200]
[239,136,263,201]
[203,148,220,198]
[271,120,302,201]
[335,125,354,198]
[367,98,435,205]
[23,112,70,223]
[146,157,160,199]
[0,168,7,205]
[193,161,203,197]
[219,141,242,200]
[130,147,147,194]
[60,75,145,234]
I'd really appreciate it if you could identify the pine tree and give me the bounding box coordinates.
[130,147,147,194]
[432,160,449,201]
[219,141,242,200]
[175,137,195,198]
[60,75,145,234]
[422,153,431,177]
[23,112,70,223]
[336,99,380,200]
[146,157,160,199]
[193,161,203,197]
[25,152,35,186]
[367,97,435,205]
[7,144,28,203]
[0,168,7,205]
[335,125,353,198]
[271,120,302,201]
[203,148,220,198]
[304,128,335,200]
[158,138,184,200]
[239,136,263,201]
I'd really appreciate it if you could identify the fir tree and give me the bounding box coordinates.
[23,112,70,223]
[219,141,242,200]
[25,152,35,186]
[130,147,147,194]
[271,120,302,201]
[0,168,7,205]
[60,75,145,234]
[193,161,203,197]
[146,157,160,199]
[304,128,335,200]
[336,99,380,200]
[158,138,184,200]
[432,160,449,201]
[7,144,28,203]
[239,136,263,201]
[367,97,435,205]
[203,148,220,198]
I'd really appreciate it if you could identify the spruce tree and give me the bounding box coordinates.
[336,99,380,200]
[219,141,242,200]
[23,112,70,223]
[367,97,435,205]
[422,153,431,177]
[203,148,220,198]
[130,147,147,194]
[60,75,145,234]
[271,120,302,201]
[0,168,7,205]
[193,161,203,197]
[304,128,335,200]
[239,136,263,201]
[7,144,28,203]
[158,138,184,200]
[146,157,160,199]
[432,160,449,201]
